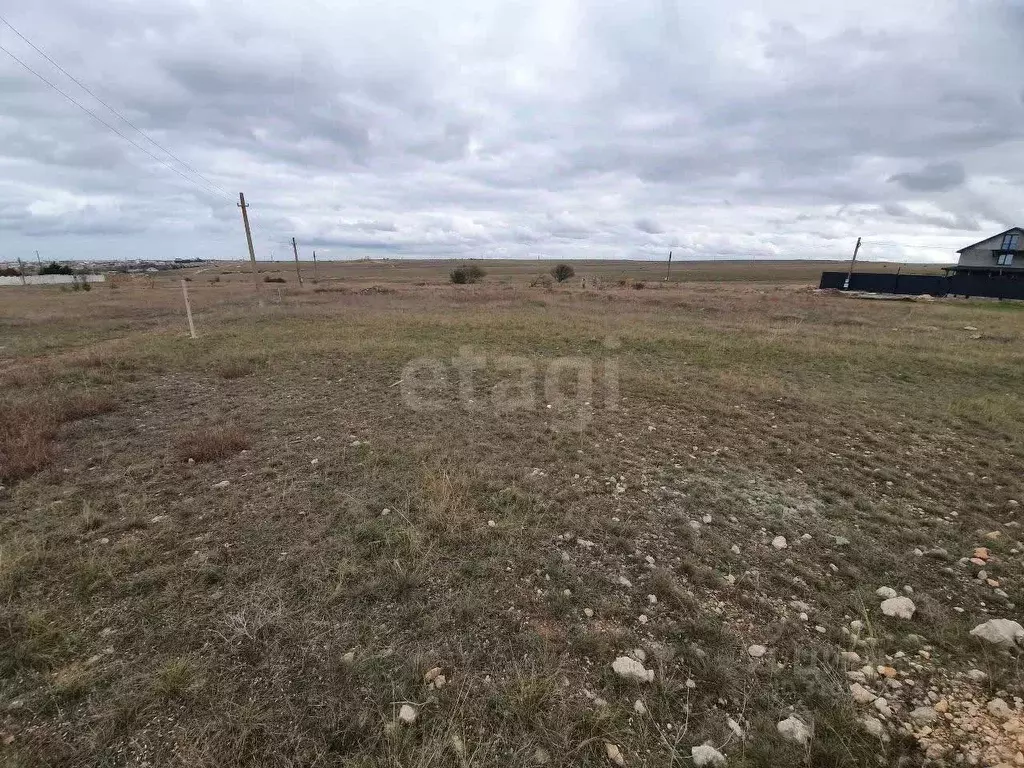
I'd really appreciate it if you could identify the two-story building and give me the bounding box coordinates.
[946,227,1024,278]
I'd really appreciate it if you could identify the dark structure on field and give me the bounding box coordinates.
[820,227,1024,300]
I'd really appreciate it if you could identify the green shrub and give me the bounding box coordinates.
[551,263,575,282]
[40,262,74,276]
[450,264,485,284]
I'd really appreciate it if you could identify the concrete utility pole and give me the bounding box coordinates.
[843,237,862,290]
[237,192,261,298]
[291,237,303,286]
[312,250,318,281]
[665,250,673,281]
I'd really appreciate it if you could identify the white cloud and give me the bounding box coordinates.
[0,0,1022,263]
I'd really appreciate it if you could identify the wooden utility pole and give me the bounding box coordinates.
[291,237,303,286]
[312,250,318,280]
[665,250,673,281]
[237,193,261,297]
[17,257,26,285]
[843,237,862,290]
[35,250,41,269]
[180,279,197,339]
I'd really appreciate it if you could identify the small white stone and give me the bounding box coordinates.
[604,742,626,767]
[647,594,657,604]
[909,706,937,725]
[747,644,767,658]
[873,697,891,717]
[633,699,647,715]
[212,480,230,489]
[861,716,886,740]
[969,618,1024,648]
[730,544,740,554]
[850,683,876,704]
[685,678,696,689]
[612,656,654,683]
[776,716,810,745]
[875,586,898,599]
[638,614,649,625]
[691,744,727,768]
[702,514,713,524]
[987,697,1014,720]
[584,608,594,618]
[488,520,496,527]
[772,536,788,550]
[618,576,633,588]
[880,597,915,620]
[398,704,418,725]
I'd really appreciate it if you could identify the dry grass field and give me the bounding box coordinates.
[1,260,1022,767]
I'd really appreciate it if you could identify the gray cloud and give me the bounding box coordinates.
[889,162,967,192]
[0,0,1022,264]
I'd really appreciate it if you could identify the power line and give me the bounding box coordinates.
[0,14,233,201]
[0,42,233,203]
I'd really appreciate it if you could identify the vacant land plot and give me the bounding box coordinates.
[1,262,1022,767]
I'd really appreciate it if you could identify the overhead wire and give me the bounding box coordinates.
[0,14,234,202]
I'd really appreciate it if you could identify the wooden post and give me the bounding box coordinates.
[665,250,672,281]
[237,192,262,300]
[312,250,318,280]
[843,237,862,290]
[292,237,303,286]
[180,279,197,339]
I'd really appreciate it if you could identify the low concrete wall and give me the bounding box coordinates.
[0,274,106,286]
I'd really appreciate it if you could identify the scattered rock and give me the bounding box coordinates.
[612,656,654,683]
[841,651,861,664]
[398,704,418,725]
[747,644,767,659]
[875,586,898,599]
[973,547,991,561]
[771,536,788,550]
[604,742,626,767]
[880,596,916,620]
[212,480,230,489]
[969,618,1024,648]
[834,536,851,547]
[341,650,356,665]
[617,576,633,588]
[966,669,988,683]
[776,716,810,745]
[584,608,594,618]
[727,717,744,739]
[873,697,891,717]
[533,747,550,765]
[691,744,727,767]
[850,683,876,704]
[730,544,741,555]
[987,697,1014,720]
[424,667,443,684]
[633,699,647,715]
[861,716,886,740]
[909,706,937,725]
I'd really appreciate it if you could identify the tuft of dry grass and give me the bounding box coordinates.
[174,425,249,463]
[0,391,114,483]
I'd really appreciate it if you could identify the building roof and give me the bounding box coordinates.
[956,227,1024,253]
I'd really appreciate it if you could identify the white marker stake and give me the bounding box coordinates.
[181,279,197,339]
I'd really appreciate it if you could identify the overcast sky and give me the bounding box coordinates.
[1,0,1022,263]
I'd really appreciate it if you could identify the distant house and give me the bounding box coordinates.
[947,227,1024,277]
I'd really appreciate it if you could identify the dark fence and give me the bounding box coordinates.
[819,271,1024,300]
